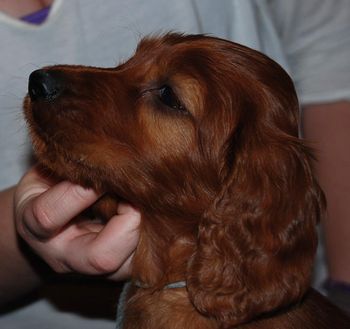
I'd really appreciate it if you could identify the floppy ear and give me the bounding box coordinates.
[186,91,324,327]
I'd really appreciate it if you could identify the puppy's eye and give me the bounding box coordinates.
[158,85,186,112]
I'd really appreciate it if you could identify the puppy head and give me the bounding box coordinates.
[25,35,221,215]
[24,33,324,326]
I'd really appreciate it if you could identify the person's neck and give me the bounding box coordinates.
[0,0,53,18]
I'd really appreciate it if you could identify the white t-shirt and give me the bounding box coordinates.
[0,0,349,328]
[268,0,350,104]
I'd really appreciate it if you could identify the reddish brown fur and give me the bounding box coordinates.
[24,34,349,328]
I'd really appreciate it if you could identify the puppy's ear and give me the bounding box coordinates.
[187,98,324,327]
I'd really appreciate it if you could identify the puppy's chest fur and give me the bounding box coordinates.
[121,217,212,328]
[122,285,217,329]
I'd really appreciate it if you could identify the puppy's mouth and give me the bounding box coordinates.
[24,92,101,191]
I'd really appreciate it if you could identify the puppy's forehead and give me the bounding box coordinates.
[127,34,217,81]
[135,33,210,58]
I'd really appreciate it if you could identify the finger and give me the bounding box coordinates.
[15,167,53,204]
[17,178,100,240]
[64,205,140,275]
[108,253,134,281]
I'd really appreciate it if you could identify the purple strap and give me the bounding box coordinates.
[324,279,350,293]
[20,6,51,25]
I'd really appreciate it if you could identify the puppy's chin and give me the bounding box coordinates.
[29,134,103,192]
[35,148,100,190]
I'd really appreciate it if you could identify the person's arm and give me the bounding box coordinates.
[0,187,43,306]
[302,100,350,284]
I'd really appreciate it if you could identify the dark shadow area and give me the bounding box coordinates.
[1,275,124,320]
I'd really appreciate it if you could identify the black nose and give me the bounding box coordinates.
[28,69,63,101]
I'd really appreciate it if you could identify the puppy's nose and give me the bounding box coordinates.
[28,69,62,101]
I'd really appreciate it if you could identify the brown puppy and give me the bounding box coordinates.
[24,34,349,328]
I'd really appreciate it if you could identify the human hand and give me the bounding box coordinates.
[14,167,140,280]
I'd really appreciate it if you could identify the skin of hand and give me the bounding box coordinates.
[14,167,141,280]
